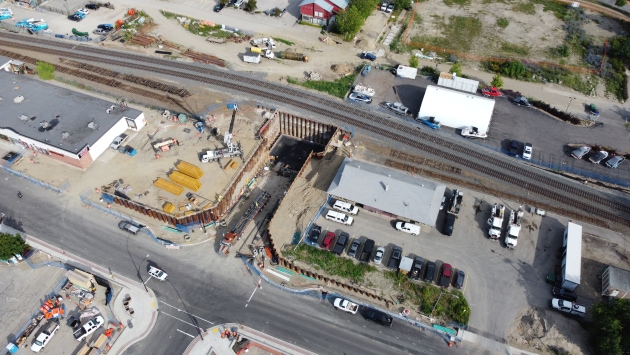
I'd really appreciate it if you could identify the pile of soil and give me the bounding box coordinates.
[330,63,354,74]
[355,39,373,51]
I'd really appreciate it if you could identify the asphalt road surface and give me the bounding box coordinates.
[0,170,486,355]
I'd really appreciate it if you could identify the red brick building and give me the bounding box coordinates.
[299,0,349,25]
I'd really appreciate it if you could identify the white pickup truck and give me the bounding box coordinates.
[333,298,359,314]
[31,321,60,352]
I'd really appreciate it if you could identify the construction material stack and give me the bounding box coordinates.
[449,189,463,214]
[154,178,185,195]
[218,191,271,256]
[168,171,201,192]
[487,203,505,241]
[505,207,524,249]
[176,161,204,179]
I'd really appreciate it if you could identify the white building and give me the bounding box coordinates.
[418,85,496,135]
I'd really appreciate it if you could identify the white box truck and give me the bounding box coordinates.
[395,65,418,79]
[243,54,261,64]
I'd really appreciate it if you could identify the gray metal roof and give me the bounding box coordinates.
[0,70,142,155]
[607,265,630,291]
[327,158,446,226]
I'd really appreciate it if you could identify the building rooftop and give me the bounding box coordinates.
[606,265,630,292]
[326,0,349,10]
[0,70,141,154]
[299,0,334,12]
[327,158,446,226]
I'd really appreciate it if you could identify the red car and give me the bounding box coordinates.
[440,263,453,287]
[481,86,503,97]
[321,232,335,250]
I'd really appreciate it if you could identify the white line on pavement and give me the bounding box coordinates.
[159,301,214,325]
[177,329,196,338]
[160,310,208,330]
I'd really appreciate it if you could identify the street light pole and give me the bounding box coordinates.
[565,96,576,113]
[138,254,150,292]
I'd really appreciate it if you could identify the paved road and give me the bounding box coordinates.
[0,170,472,355]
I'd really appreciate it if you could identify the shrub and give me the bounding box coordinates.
[615,0,626,6]
[36,61,55,80]
[491,74,504,88]
[496,18,509,28]
[530,99,582,124]
[409,55,419,68]
[244,0,257,11]
[420,65,437,75]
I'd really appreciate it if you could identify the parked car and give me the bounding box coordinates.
[439,263,453,287]
[118,220,139,235]
[589,150,608,164]
[359,52,377,61]
[571,146,591,159]
[348,92,372,104]
[347,240,360,258]
[73,316,105,341]
[386,3,394,12]
[409,257,424,280]
[364,307,393,327]
[481,86,503,97]
[512,96,532,108]
[110,135,128,149]
[148,266,168,281]
[68,14,83,21]
[332,232,349,255]
[361,65,371,76]
[93,28,111,35]
[522,143,533,160]
[97,24,114,31]
[509,140,521,157]
[605,155,626,169]
[118,145,137,156]
[31,321,60,353]
[307,225,321,244]
[552,287,578,302]
[383,102,409,115]
[443,213,456,236]
[424,261,436,283]
[214,3,224,12]
[380,2,389,11]
[85,3,100,10]
[455,270,465,289]
[77,8,90,15]
[360,239,375,262]
[321,231,335,250]
[549,298,585,317]
[395,221,420,235]
[586,103,599,116]
[334,298,359,314]
[374,246,385,265]
[387,247,402,270]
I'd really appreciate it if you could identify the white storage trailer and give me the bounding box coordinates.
[395,65,418,79]
[243,54,261,64]
[601,265,630,299]
[418,85,495,135]
[560,221,582,291]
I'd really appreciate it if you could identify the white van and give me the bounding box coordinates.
[395,221,420,236]
[325,210,354,225]
[333,200,359,215]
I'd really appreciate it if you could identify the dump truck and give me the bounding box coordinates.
[250,37,276,48]
[505,207,524,249]
[218,191,271,256]
[278,51,308,62]
[487,203,505,240]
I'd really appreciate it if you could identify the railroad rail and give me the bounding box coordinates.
[1,33,628,226]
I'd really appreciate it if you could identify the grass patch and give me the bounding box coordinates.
[412,15,481,52]
[384,271,470,324]
[496,18,509,28]
[500,42,530,56]
[414,14,423,25]
[301,73,357,99]
[36,61,55,80]
[273,37,294,46]
[532,0,567,19]
[512,2,536,15]
[283,244,376,283]
[443,0,470,6]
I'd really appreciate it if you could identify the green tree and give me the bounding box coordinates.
[610,36,630,61]
[0,233,27,260]
[393,0,412,10]
[409,55,419,68]
[490,74,504,88]
[591,299,630,355]
[335,6,363,40]
[449,62,462,76]
[502,61,527,79]
[36,61,55,80]
[244,0,257,11]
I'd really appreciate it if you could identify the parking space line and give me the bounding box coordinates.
[159,302,214,325]
[177,329,196,338]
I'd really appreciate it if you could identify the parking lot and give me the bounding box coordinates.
[349,67,630,185]
[304,183,607,341]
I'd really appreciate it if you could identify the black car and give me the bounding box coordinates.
[509,140,521,156]
[214,3,225,12]
[68,14,83,21]
[552,287,578,302]
[387,247,402,270]
[443,213,456,236]
[360,239,375,262]
[307,225,321,245]
[409,257,424,280]
[424,261,436,283]
[512,96,532,108]
[364,308,393,327]
[98,24,114,31]
[85,3,100,9]
[347,240,360,258]
[455,270,465,289]
[332,232,349,255]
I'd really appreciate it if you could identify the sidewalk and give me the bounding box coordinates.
[18,230,159,355]
[183,323,316,355]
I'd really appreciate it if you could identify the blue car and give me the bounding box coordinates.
[417,116,441,129]
[361,64,371,76]
[359,52,376,61]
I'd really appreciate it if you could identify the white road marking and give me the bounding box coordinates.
[159,310,207,330]
[159,301,214,325]
[177,329,195,338]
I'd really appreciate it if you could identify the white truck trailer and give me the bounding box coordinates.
[560,221,582,291]
[243,54,261,64]
[505,208,524,249]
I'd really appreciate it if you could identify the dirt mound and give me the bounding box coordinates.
[507,307,589,355]
[355,39,373,51]
[330,63,353,73]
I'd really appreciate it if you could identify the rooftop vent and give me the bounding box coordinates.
[87,122,98,130]
[61,131,70,140]
[13,96,24,104]
[19,114,29,121]
[39,120,56,132]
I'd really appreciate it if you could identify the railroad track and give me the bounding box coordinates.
[1,33,628,226]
